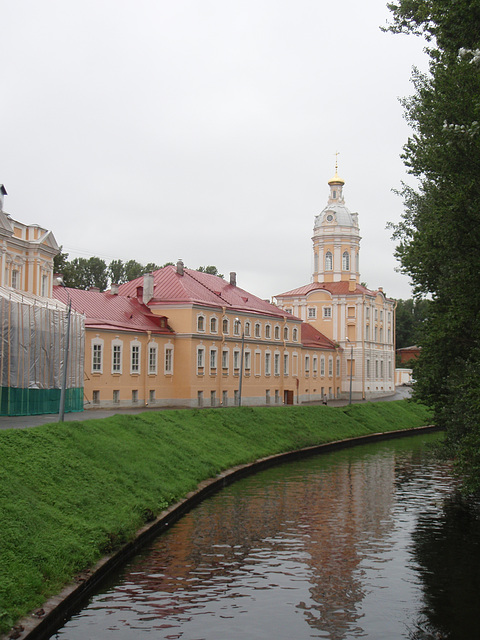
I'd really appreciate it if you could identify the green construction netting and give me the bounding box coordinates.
[0,387,84,416]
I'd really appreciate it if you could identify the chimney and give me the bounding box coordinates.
[176,259,184,276]
[230,271,237,287]
[143,272,154,305]
[0,185,6,211]
[378,286,383,292]
[110,283,119,295]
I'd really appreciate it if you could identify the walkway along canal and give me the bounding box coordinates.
[48,430,479,640]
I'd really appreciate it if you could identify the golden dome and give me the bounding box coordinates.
[328,170,345,186]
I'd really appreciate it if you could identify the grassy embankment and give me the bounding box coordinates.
[0,400,433,634]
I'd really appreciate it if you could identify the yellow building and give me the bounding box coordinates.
[0,185,59,297]
[53,263,341,408]
[275,169,396,399]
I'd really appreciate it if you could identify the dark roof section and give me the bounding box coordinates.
[119,266,295,320]
[301,323,338,350]
[52,286,173,334]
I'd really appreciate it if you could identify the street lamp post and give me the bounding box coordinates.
[58,283,71,422]
[347,338,353,405]
[236,318,245,407]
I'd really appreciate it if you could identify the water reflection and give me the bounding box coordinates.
[53,434,479,640]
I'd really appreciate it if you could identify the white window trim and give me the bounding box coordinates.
[209,347,218,374]
[164,343,174,375]
[210,315,218,334]
[148,341,158,375]
[130,339,141,375]
[197,313,206,333]
[197,345,205,373]
[308,307,317,320]
[91,337,104,374]
[111,338,123,374]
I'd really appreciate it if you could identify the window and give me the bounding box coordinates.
[131,342,140,374]
[210,390,216,407]
[274,325,280,340]
[222,349,229,370]
[336,357,340,377]
[41,274,48,297]
[292,327,298,342]
[325,251,333,271]
[244,351,251,371]
[197,347,205,370]
[375,360,379,377]
[265,352,271,375]
[266,389,270,405]
[367,359,371,377]
[283,353,289,375]
[233,349,240,370]
[347,306,355,318]
[313,356,318,374]
[274,353,280,376]
[92,340,103,373]
[164,346,173,374]
[234,389,239,406]
[11,269,18,289]
[265,324,271,339]
[275,390,280,404]
[292,353,298,376]
[305,355,310,373]
[132,389,138,403]
[320,356,325,376]
[308,307,317,319]
[222,318,229,334]
[147,389,154,403]
[113,390,120,404]
[222,390,228,406]
[365,324,370,340]
[210,348,217,373]
[285,308,293,315]
[234,319,241,336]
[323,307,332,319]
[366,307,370,319]
[255,323,261,338]
[380,328,384,343]
[380,310,384,321]
[328,356,333,377]
[92,390,100,404]
[342,251,350,270]
[197,315,205,332]
[375,326,378,341]
[375,309,378,321]
[112,341,122,373]
[314,252,319,273]
[197,390,203,407]
[381,360,384,377]
[283,326,289,340]
[148,343,158,375]
[244,321,251,337]
[210,317,218,333]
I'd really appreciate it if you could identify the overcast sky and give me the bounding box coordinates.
[1,0,428,301]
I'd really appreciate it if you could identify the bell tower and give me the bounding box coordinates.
[312,162,361,284]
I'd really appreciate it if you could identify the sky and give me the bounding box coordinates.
[0,0,428,301]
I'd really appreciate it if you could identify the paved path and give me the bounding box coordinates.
[0,386,413,430]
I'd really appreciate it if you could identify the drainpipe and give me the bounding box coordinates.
[144,331,151,407]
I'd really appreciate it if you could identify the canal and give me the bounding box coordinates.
[51,432,480,639]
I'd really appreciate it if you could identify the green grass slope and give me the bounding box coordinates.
[0,400,433,633]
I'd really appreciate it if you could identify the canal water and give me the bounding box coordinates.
[52,433,480,640]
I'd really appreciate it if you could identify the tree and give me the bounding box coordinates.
[387,0,480,491]
[395,298,430,349]
[196,265,224,278]
[108,259,126,285]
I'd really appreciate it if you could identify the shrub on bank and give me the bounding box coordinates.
[0,400,433,634]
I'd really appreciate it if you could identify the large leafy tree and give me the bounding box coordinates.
[387,0,480,491]
[395,298,430,350]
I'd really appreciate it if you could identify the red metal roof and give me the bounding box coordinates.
[300,323,338,350]
[118,266,294,319]
[52,286,173,334]
[276,281,385,298]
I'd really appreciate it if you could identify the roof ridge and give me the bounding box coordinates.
[184,269,231,305]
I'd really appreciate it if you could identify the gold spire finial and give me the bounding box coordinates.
[328,151,345,185]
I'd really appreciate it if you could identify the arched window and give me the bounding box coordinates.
[342,251,350,271]
[314,252,319,273]
[325,251,333,271]
[222,318,229,334]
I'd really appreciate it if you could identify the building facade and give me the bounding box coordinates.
[53,264,341,409]
[0,185,59,297]
[275,169,396,399]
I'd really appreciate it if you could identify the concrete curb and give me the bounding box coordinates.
[6,424,441,640]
